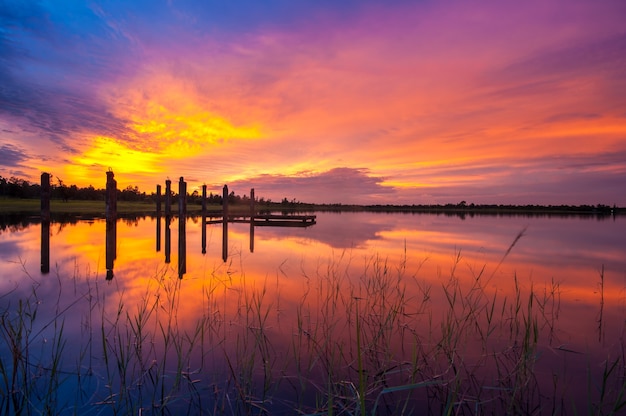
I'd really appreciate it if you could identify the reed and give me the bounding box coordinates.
[1,238,625,415]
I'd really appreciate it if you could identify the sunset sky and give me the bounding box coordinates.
[1,0,625,205]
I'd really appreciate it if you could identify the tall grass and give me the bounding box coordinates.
[1,243,625,415]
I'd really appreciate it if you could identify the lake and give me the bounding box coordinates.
[1,211,625,414]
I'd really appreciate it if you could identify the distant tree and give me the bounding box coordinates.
[227,191,239,204]
[119,185,145,201]
[54,177,69,202]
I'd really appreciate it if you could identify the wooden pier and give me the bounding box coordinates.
[207,213,316,227]
[153,181,316,264]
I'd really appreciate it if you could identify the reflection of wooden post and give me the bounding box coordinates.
[106,170,117,221]
[222,184,228,262]
[41,172,51,273]
[178,216,186,278]
[41,221,50,274]
[249,220,255,253]
[178,177,187,278]
[165,179,172,263]
[165,179,171,216]
[156,184,162,252]
[41,172,50,223]
[165,215,171,263]
[156,184,162,216]
[202,184,207,254]
[156,212,161,252]
[250,188,255,253]
[106,219,117,280]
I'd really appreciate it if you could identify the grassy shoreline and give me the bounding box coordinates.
[0,197,622,217]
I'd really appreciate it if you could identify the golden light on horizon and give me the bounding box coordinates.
[61,136,162,186]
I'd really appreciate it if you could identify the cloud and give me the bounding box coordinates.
[480,33,626,110]
[0,0,139,153]
[0,76,132,152]
[0,143,28,167]
[395,150,626,206]
[229,167,396,204]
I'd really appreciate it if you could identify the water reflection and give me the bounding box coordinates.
[222,213,228,262]
[250,219,254,253]
[156,212,161,252]
[164,215,171,263]
[178,212,186,278]
[1,212,625,414]
[198,213,317,261]
[105,219,116,280]
[40,221,50,274]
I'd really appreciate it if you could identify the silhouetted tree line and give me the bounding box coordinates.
[0,175,259,204]
[0,175,154,202]
[0,176,41,198]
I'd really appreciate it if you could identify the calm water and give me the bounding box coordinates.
[1,211,625,414]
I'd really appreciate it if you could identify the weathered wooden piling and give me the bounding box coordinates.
[105,170,117,221]
[41,172,51,223]
[250,188,255,219]
[156,184,162,216]
[178,177,187,217]
[222,184,228,262]
[202,184,207,254]
[165,179,171,216]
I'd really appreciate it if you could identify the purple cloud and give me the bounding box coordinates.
[0,143,28,167]
[229,167,396,204]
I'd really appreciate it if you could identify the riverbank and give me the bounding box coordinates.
[0,197,622,217]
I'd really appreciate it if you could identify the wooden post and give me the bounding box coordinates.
[222,184,228,262]
[178,177,187,218]
[105,170,117,221]
[156,184,162,216]
[202,184,207,254]
[41,172,50,223]
[250,188,255,220]
[165,179,171,216]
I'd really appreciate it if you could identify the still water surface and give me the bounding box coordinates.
[1,212,625,414]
